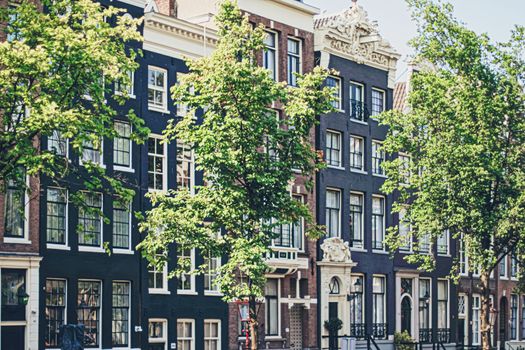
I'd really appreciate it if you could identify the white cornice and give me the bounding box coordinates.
[117,0,147,9]
[270,0,319,15]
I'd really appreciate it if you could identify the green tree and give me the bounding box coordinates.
[138,1,333,347]
[0,0,146,203]
[379,1,525,349]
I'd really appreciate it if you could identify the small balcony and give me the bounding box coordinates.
[350,323,366,339]
[372,323,387,340]
[419,328,431,343]
[266,246,307,274]
[349,99,369,122]
[436,328,451,343]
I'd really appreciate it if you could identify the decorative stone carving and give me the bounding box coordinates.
[314,3,400,78]
[320,237,352,263]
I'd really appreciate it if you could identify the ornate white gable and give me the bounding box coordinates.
[314,2,400,87]
[320,237,353,263]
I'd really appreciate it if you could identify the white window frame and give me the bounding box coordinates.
[327,75,343,111]
[437,230,449,256]
[177,319,195,350]
[176,140,195,194]
[511,294,519,340]
[112,198,133,254]
[115,70,135,99]
[3,174,31,244]
[177,248,196,295]
[371,88,386,117]
[459,235,468,276]
[349,81,365,123]
[44,278,68,349]
[148,66,168,112]
[148,318,168,350]
[418,277,432,334]
[349,135,365,173]
[111,280,131,348]
[46,187,70,250]
[325,188,341,238]
[399,153,411,185]
[325,130,343,169]
[472,294,481,346]
[349,192,365,250]
[500,256,508,280]
[287,37,302,87]
[48,130,69,158]
[371,195,386,252]
[263,30,278,81]
[398,207,412,253]
[77,279,103,348]
[204,319,221,350]
[77,192,105,253]
[350,274,365,324]
[371,140,385,177]
[147,134,168,192]
[265,278,281,338]
[437,279,449,330]
[372,275,386,325]
[113,120,134,173]
[148,258,169,295]
[80,137,105,168]
[204,256,222,296]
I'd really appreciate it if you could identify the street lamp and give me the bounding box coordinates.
[236,299,251,350]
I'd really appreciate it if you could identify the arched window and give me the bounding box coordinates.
[329,277,340,295]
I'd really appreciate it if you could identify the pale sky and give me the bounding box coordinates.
[306,0,525,81]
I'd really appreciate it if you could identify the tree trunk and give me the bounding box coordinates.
[249,295,258,350]
[480,271,492,350]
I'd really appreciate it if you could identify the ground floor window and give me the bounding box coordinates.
[112,281,130,347]
[149,319,167,350]
[177,319,194,350]
[511,295,518,340]
[472,295,481,345]
[265,279,279,336]
[204,319,221,350]
[45,279,67,348]
[77,280,101,347]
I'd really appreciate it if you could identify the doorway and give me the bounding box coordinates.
[500,297,508,350]
[401,296,412,335]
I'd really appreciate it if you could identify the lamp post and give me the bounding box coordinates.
[236,299,250,350]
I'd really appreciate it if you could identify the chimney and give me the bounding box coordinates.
[155,0,177,17]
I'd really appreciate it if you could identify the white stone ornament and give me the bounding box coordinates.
[320,237,352,263]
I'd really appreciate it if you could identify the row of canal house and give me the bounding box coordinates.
[1,0,525,349]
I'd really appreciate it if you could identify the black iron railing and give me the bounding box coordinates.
[372,323,387,339]
[419,328,431,343]
[349,99,369,122]
[350,323,366,339]
[436,328,451,343]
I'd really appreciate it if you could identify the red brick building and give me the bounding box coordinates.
[176,1,320,349]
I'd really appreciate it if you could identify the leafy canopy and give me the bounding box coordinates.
[379,0,525,280]
[138,1,334,300]
[0,0,146,201]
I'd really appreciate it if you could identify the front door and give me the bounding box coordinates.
[289,305,303,350]
[500,297,508,350]
[401,296,412,335]
[1,326,25,350]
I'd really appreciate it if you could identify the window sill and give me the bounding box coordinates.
[327,165,345,171]
[350,169,368,175]
[500,277,509,280]
[265,335,284,340]
[113,249,134,255]
[437,253,450,257]
[78,246,106,253]
[80,161,106,169]
[114,91,136,99]
[350,247,366,252]
[372,173,388,179]
[399,249,413,254]
[3,237,31,244]
[177,290,198,296]
[47,244,71,251]
[148,106,170,114]
[372,249,388,255]
[149,289,170,295]
[114,166,135,173]
[350,119,368,125]
[204,291,223,297]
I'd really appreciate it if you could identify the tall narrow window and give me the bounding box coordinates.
[419,279,431,343]
[204,320,221,350]
[398,208,411,251]
[371,89,385,116]
[204,256,221,293]
[521,296,525,340]
[349,135,364,171]
[148,257,167,292]
[176,73,194,117]
[149,319,167,350]
[148,67,167,111]
[7,7,21,42]
[326,130,342,167]
[326,76,342,110]
[4,179,26,238]
[511,256,518,279]
[292,194,304,250]
[472,295,481,345]
[77,280,102,347]
[399,154,411,184]
[113,199,131,250]
[45,279,67,348]
[148,136,166,191]
[264,31,277,80]
[265,279,279,336]
[114,121,132,169]
[350,82,365,121]
[349,193,364,249]
[511,295,518,340]
[177,320,194,350]
[325,189,341,238]
[46,188,67,245]
[78,192,102,247]
[176,141,194,192]
[459,235,468,275]
[81,137,103,165]
[437,231,449,255]
[350,275,364,338]
[48,130,68,157]
[372,196,385,250]
[177,248,194,292]
[437,280,449,341]
[372,140,385,175]
[419,233,431,253]
[112,282,130,347]
[372,276,386,339]
[115,70,134,97]
[287,38,301,86]
[500,256,508,278]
